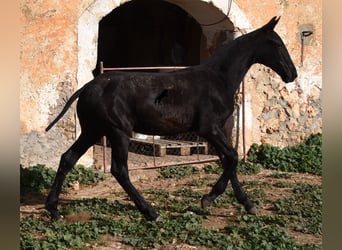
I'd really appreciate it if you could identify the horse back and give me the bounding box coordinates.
[78,67,228,136]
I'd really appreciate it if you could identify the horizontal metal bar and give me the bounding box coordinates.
[128,156,220,171]
[102,66,189,71]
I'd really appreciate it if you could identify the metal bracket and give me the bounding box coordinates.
[300,30,313,67]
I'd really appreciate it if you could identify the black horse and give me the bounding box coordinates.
[45,17,297,221]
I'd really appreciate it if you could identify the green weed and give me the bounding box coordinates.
[20,164,106,196]
[159,165,200,179]
[273,183,322,235]
[247,133,322,175]
[20,134,322,249]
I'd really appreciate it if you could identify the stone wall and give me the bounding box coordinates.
[232,0,322,152]
[20,0,322,168]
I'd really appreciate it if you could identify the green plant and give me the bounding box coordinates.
[20,136,322,249]
[237,161,262,175]
[20,216,105,249]
[66,164,106,185]
[21,180,322,250]
[247,133,322,175]
[273,183,322,234]
[173,187,202,199]
[20,164,106,196]
[224,215,303,249]
[20,164,56,195]
[203,162,222,174]
[159,165,200,179]
[188,176,212,187]
[269,171,293,179]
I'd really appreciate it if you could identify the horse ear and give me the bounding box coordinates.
[262,16,280,31]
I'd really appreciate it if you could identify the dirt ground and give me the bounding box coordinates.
[20,164,322,249]
[94,145,219,172]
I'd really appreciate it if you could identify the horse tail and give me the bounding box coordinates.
[45,84,88,132]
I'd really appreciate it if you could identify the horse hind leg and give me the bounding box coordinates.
[45,132,100,220]
[201,153,255,214]
[107,129,159,221]
[230,169,257,214]
[201,127,255,214]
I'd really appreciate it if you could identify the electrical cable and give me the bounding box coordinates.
[200,0,232,26]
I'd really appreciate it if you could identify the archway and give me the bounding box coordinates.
[76,0,253,165]
[77,0,251,87]
[93,0,202,76]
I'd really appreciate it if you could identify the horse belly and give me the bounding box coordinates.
[133,106,194,136]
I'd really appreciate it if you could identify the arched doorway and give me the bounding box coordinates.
[77,0,246,87]
[93,0,203,76]
[76,0,253,166]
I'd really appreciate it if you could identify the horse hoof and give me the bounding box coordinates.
[201,195,212,209]
[50,210,62,221]
[46,207,61,221]
[248,206,257,215]
[147,212,160,222]
[155,216,162,222]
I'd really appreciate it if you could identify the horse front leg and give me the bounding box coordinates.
[200,126,256,214]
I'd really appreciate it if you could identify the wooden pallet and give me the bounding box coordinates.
[129,138,208,156]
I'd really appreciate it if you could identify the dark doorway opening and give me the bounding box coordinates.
[92,0,217,165]
[93,0,203,76]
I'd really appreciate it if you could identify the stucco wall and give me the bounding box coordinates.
[20,0,78,167]
[20,0,322,168]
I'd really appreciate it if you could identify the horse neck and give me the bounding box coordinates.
[206,36,256,93]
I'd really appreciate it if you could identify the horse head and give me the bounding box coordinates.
[254,16,297,83]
